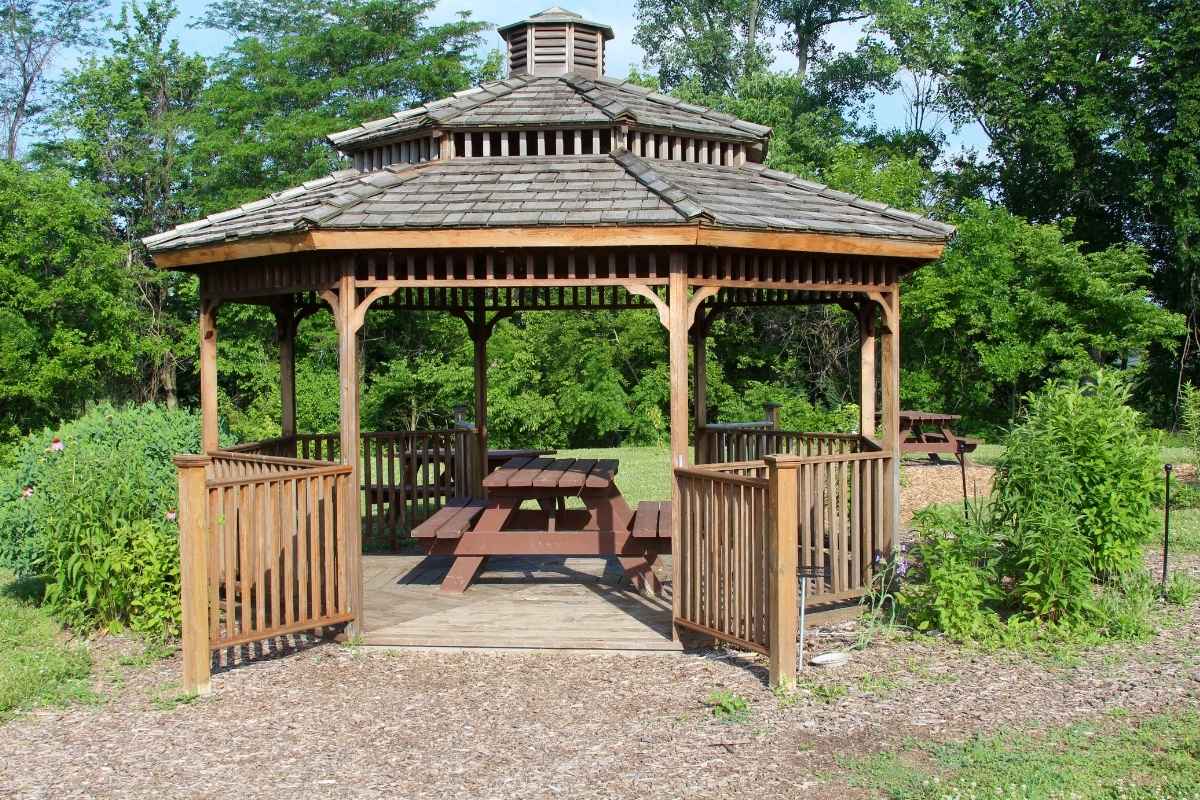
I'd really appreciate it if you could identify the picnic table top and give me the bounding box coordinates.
[481,456,619,491]
[486,448,556,462]
[898,410,961,423]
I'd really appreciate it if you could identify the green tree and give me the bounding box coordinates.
[187,0,498,212]
[41,0,207,408]
[0,0,105,159]
[633,0,773,94]
[902,201,1185,429]
[873,0,1199,418]
[0,163,139,442]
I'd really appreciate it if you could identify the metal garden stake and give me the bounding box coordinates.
[957,439,969,518]
[1162,463,1172,593]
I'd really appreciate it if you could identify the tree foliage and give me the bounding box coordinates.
[40,0,206,408]
[903,201,1185,430]
[187,0,498,212]
[872,0,1200,421]
[0,162,139,442]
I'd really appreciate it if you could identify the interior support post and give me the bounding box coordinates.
[667,252,689,633]
[692,320,707,464]
[472,289,488,493]
[335,262,364,636]
[858,301,877,439]
[874,288,901,554]
[273,296,297,441]
[199,292,220,454]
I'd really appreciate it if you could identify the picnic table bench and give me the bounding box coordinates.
[895,410,978,463]
[413,457,670,594]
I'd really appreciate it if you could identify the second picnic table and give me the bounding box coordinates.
[413,456,671,594]
[896,410,977,463]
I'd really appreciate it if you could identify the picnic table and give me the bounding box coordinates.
[896,410,977,463]
[412,457,671,594]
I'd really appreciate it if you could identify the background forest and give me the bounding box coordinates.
[1,0,1195,454]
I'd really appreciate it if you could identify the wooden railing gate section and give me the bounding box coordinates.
[176,451,358,695]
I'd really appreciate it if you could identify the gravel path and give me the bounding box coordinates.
[2,470,1197,799]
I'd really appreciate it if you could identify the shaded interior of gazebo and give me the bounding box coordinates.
[152,7,951,693]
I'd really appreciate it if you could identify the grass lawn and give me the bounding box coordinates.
[1166,508,1200,554]
[846,711,1200,799]
[557,445,676,506]
[0,571,94,722]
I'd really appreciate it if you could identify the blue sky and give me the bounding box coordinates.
[87,0,991,154]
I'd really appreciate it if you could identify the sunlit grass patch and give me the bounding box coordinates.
[845,712,1200,799]
[0,571,95,722]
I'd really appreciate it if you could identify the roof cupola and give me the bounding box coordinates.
[498,7,613,79]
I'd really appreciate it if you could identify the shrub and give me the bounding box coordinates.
[712,380,858,432]
[0,404,207,636]
[993,371,1159,580]
[897,505,1001,639]
[891,373,1163,643]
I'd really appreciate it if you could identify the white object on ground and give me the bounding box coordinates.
[809,651,850,667]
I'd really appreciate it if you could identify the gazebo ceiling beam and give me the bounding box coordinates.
[209,285,883,315]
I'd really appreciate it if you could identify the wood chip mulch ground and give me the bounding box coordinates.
[1,467,1197,800]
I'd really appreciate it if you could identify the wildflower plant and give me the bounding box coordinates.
[0,404,211,636]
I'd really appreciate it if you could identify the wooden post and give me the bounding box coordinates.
[878,290,901,554]
[766,454,800,686]
[858,303,876,438]
[174,454,211,696]
[763,402,781,430]
[472,291,488,493]
[693,321,707,464]
[336,264,364,635]
[274,298,297,441]
[668,252,689,632]
[199,296,220,454]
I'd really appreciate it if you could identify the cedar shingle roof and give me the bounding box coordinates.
[326,74,771,149]
[143,153,953,253]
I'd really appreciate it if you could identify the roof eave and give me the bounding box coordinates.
[148,223,946,269]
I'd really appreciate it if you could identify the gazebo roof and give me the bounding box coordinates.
[326,73,772,151]
[143,151,953,255]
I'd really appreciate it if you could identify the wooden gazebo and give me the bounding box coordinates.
[150,7,952,693]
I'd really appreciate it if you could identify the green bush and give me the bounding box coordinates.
[712,380,858,432]
[0,404,207,636]
[897,505,1000,639]
[894,373,1163,643]
[993,371,1159,581]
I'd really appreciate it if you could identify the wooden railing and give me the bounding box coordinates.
[697,428,860,464]
[794,449,892,603]
[673,444,896,686]
[359,430,481,549]
[175,452,357,695]
[674,462,772,654]
[225,429,482,549]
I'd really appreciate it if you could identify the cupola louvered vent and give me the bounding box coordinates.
[499,7,613,79]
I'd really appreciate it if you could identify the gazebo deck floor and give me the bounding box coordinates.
[360,554,683,651]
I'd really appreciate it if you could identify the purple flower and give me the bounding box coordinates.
[896,557,909,577]
[900,542,910,553]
